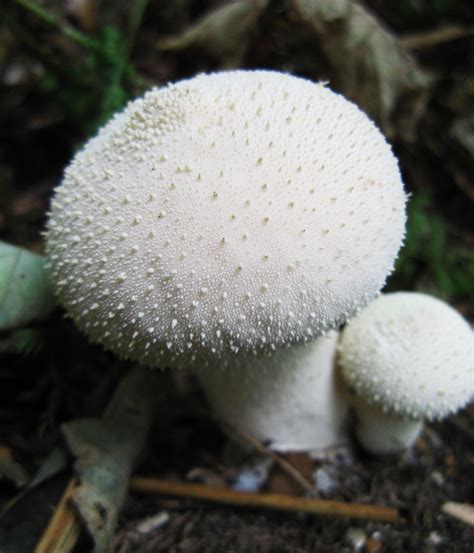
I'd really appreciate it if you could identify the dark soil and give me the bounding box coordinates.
[1,329,473,552]
[118,407,474,553]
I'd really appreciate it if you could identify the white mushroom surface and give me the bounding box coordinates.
[198,331,348,451]
[338,292,474,453]
[46,70,406,366]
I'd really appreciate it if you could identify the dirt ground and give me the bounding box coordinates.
[1,335,474,552]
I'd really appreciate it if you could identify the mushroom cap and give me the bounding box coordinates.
[46,70,406,366]
[338,292,474,420]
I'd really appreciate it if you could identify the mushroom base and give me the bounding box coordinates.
[196,332,349,453]
[353,398,423,454]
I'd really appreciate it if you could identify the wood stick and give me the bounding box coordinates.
[400,25,474,50]
[34,479,80,553]
[442,502,474,527]
[129,476,402,524]
[220,421,315,493]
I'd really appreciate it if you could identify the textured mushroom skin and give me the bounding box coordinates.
[46,71,406,366]
[339,292,474,421]
[197,331,348,451]
[351,396,423,454]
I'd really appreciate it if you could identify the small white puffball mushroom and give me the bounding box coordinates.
[197,331,348,451]
[338,292,474,454]
[46,70,406,367]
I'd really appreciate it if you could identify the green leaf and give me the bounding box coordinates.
[0,241,56,331]
[394,193,474,301]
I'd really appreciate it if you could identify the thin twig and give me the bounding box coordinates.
[401,25,474,50]
[129,477,402,524]
[34,479,80,553]
[441,501,474,526]
[220,421,315,494]
[15,0,100,50]
[442,502,474,527]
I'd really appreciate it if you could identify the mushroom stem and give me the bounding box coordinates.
[351,397,423,454]
[197,332,348,452]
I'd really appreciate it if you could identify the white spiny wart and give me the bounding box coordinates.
[46,70,406,367]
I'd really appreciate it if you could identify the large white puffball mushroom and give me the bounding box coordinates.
[338,292,474,454]
[198,331,347,451]
[46,70,406,367]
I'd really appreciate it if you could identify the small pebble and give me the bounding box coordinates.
[313,466,337,495]
[428,531,444,546]
[136,511,170,535]
[365,536,382,553]
[233,458,272,492]
[431,470,445,486]
[345,528,366,551]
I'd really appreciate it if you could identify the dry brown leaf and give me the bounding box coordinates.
[292,0,433,142]
[158,0,268,67]
[0,445,29,487]
[62,366,164,553]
